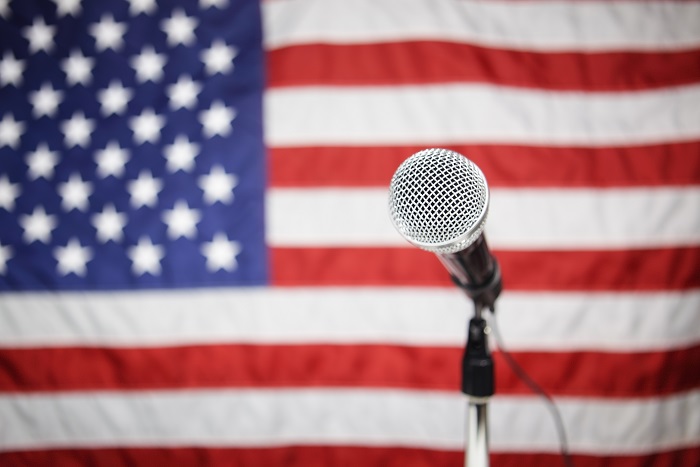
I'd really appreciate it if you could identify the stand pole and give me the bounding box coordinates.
[466,400,489,467]
[446,257,501,467]
[462,305,494,467]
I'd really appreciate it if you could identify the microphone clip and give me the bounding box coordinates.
[462,316,495,398]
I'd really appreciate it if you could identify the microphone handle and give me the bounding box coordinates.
[437,235,502,310]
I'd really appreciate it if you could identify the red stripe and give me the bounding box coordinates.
[2,446,699,467]
[271,247,700,291]
[2,344,698,397]
[268,141,700,188]
[267,42,700,91]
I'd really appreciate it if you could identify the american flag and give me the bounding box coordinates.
[1,0,699,465]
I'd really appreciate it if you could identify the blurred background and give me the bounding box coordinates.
[1,0,699,465]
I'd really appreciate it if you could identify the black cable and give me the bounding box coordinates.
[486,309,575,467]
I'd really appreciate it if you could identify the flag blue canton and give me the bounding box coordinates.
[0,0,267,290]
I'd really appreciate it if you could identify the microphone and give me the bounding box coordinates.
[388,148,502,310]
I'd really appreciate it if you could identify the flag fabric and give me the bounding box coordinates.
[1,0,699,465]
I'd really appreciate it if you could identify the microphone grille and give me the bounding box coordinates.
[388,148,489,254]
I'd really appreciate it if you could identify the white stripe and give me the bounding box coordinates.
[263,0,700,51]
[265,84,700,147]
[1,388,698,453]
[1,289,698,351]
[266,187,700,249]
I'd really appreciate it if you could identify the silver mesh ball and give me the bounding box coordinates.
[388,148,489,254]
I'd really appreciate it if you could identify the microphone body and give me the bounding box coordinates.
[388,148,502,309]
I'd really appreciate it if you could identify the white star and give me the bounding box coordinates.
[52,0,82,17]
[95,141,129,178]
[198,165,237,204]
[0,52,25,87]
[202,232,240,272]
[200,0,228,9]
[201,40,236,75]
[129,108,165,145]
[0,242,13,274]
[161,9,197,46]
[0,113,24,149]
[128,236,164,276]
[29,82,63,118]
[130,46,166,83]
[54,238,92,276]
[23,18,56,54]
[199,101,235,138]
[128,0,156,16]
[92,204,127,243]
[0,0,11,19]
[167,75,201,110]
[62,49,94,86]
[57,173,92,211]
[0,175,20,211]
[127,170,162,208]
[89,14,126,51]
[61,111,95,148]
[162,200,201,239]
[26,143,59,180]
[164,135,199,173]
[97,80,132,116]
[19,206,58,243]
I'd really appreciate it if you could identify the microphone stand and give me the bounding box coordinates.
[462,301,493,467]
[452,266,500,467]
